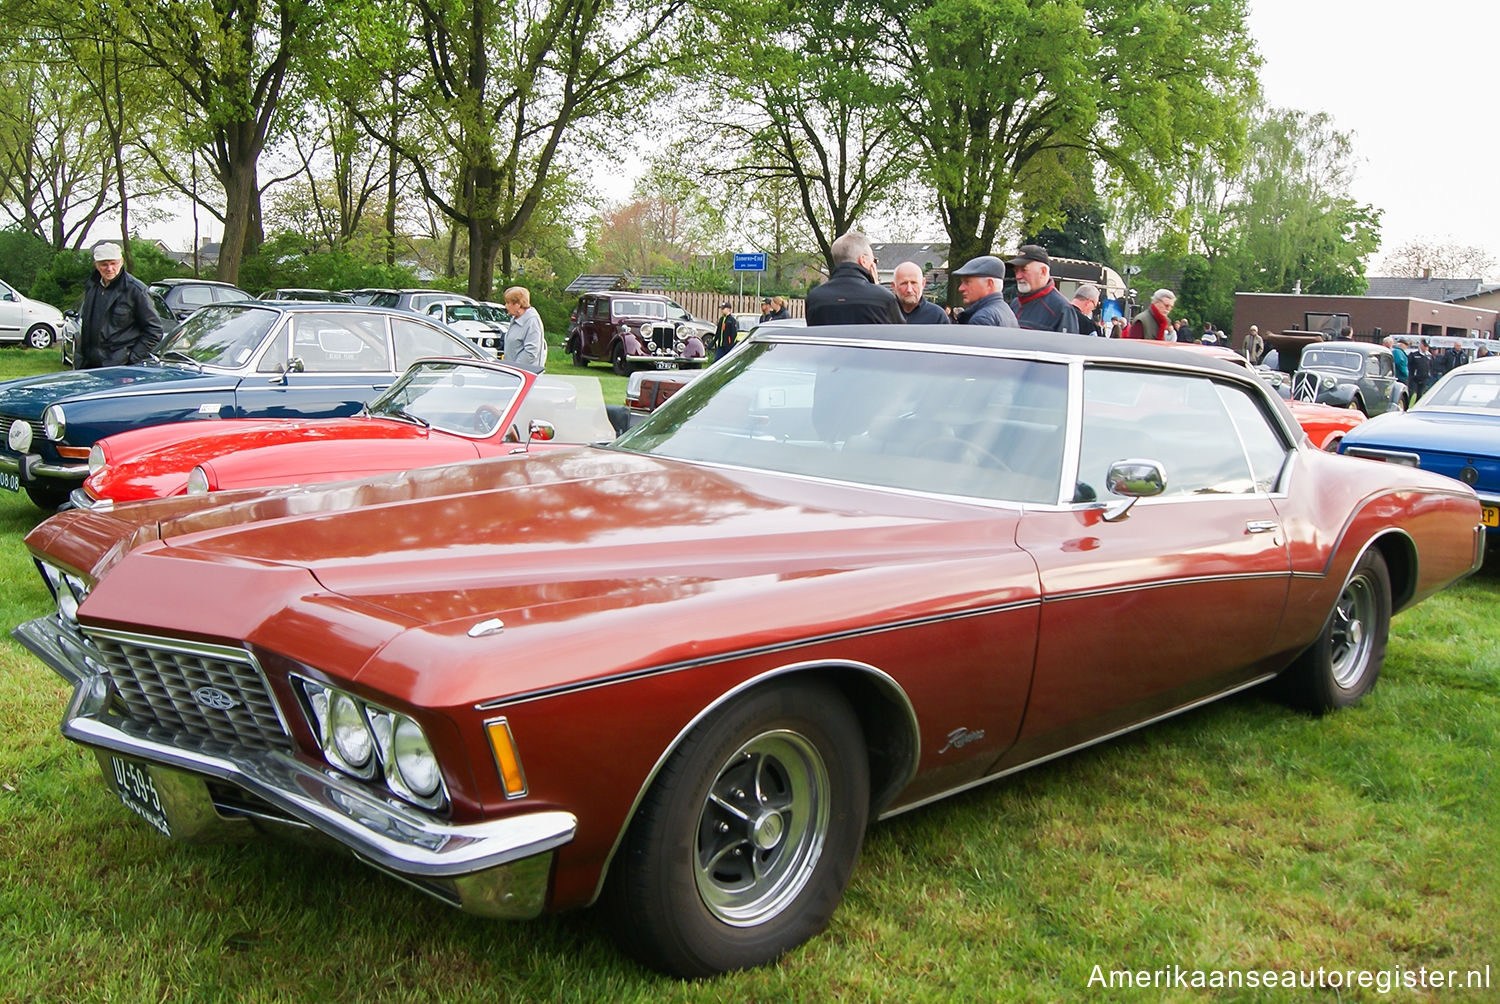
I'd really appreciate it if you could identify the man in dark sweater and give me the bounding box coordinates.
[1008,244,1078,333]
[806,231,904,325]
[891,261,949,324]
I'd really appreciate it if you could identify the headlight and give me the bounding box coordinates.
[1321,374,1336,390]
[87,443,107,475]
[43,404,65,441]
[295,677,448,809]
[186,466,211,495]
[329,692,375,771]
[391,716,441,797]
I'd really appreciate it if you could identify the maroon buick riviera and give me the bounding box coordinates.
[15,325,1485,976]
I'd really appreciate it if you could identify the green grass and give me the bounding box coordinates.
[0,344,1495,1001]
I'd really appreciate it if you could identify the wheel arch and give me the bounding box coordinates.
[1368,528,1419,613]
[589,659,918,905]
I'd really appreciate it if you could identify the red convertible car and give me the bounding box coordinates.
[72,359,617,507]
[15,326,1485,977]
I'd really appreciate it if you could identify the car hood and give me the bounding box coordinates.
[1344,408,1500,452]
[85,416,446,501]
[0,363,235,418]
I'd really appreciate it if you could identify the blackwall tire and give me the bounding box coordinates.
[1279,548,1391,713]
[605,680,869,977]
[25,325,55,349]
[611,344,629,376]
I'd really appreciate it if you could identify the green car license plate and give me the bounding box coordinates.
[108,755,172,836]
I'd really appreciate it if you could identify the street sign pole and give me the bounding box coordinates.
[733,252,769,310]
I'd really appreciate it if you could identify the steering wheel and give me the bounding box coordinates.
[950,437,1013,471]
[474,404,505,432]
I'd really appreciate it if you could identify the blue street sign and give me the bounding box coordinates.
[733,253,767,272]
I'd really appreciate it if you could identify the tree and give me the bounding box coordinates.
[366,0,702,299]
[890,0,1259,270]
[700,0,914,271]
[1377,238,1495,279]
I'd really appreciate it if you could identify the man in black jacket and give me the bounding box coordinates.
[806,231,904,325]
[78,242,166,368]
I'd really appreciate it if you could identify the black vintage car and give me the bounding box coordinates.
[1263,332,1408,416]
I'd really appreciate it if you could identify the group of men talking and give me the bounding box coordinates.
[803,230,1098,334]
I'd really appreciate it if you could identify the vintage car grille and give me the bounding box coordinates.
[86,630,293,751]
[1,413,45,448]
[648,323,676,353]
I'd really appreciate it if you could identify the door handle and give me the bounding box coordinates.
[1245,520,1279,534]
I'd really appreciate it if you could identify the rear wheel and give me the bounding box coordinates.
[25,324,55,349]
[1278,548,1391,713]
[605,680,869,977]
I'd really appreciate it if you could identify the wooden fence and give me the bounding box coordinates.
[670,290,805,321]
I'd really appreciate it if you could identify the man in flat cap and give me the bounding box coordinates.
[1008,244,1077,333]
[950,255,1019,327]
[805,230,904,325]
[77,241,166,369]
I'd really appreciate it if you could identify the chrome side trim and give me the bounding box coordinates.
[475,598,1039,711]
[876,671,1280,820]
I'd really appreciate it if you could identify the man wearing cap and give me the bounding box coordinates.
[805,230,904,326]
[714,302,739,360]
[1008,244,1078,333]
[891,261,949,324]
[758,297,774,324]
[950,255,1020,327]
[1069,283,1101,336]
[78,242,166,369]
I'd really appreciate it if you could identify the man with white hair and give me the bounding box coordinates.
[77,241,166,368]
[891,261,949,324]
[1008,244,1078,333]
[1069,283,1101,336]
[806,231,904,325]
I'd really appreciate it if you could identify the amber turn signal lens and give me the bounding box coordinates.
[485,718,528,798]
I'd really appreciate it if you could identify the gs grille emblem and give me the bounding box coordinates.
[193,686,239,711]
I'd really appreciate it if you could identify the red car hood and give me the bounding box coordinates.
[86,416,447,501]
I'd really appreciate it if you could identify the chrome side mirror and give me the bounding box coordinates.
[1101,459,1166,521]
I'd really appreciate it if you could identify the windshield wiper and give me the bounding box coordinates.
[387,408,429,428]
[159,349,202,371]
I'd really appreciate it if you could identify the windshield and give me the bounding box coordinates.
[1417,369,1500,411]
[614,340,1069,504]
[612,299,668,320]
[368,361,527,437]
[155,304,279,368]
[511,375,617,443]
[1300,347,1362,373]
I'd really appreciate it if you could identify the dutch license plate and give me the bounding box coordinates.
[653,360,674,370]
[0,469,17,492]
[108,755,171,836]
[1483,506,1498,529]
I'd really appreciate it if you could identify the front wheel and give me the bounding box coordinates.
[611,343,629,376]
[1278,548,1391,713]
[605,680,869,977]
[25,482,71,511]
[25,325,55,349]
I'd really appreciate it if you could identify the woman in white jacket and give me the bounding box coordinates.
[502,286,547,372]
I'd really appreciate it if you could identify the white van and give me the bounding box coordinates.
[0,278,64,349]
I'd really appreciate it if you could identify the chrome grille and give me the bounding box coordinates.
[86,629,292,751]
[649,324,675,353]
[1,413,45,446]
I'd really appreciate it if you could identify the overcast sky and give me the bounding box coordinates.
[1247,0,1500,273]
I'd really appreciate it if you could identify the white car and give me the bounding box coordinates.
[426,299,509,356]
[0,278,65,349]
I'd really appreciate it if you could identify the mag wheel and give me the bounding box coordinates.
[606,680,869,977]
[1280,548,1391,713]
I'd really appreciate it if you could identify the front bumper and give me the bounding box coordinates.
[14,614,578,919]
[0,450,87,485]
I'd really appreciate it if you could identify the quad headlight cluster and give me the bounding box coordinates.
[37,560,91,625]
[295,677,447,810]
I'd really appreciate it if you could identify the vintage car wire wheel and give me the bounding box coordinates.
[1278,548,1391,713]
[605,680,869,977]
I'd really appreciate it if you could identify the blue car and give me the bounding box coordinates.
[0,300,483,509]
[1339,356,1500,535]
